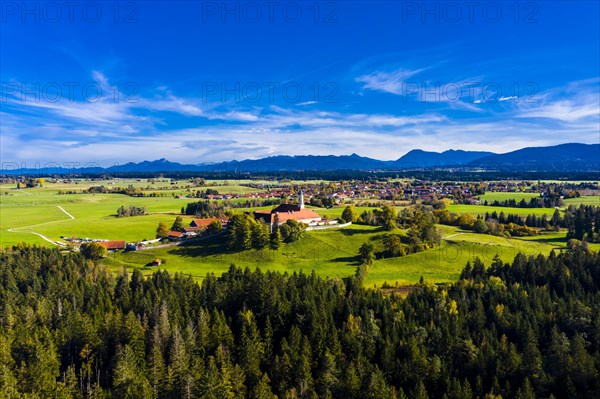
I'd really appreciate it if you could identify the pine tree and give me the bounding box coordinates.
[412,381,429,399]
[172,216,184,231]
[296,338,314,397]
[269,229,282,250]
[367,366,396,398]
[239,309,264,388]
[168,326,191,398]
[252,221,270,250]
[252,373,276,399]
[198,356,222,399]
[515,378,536,399]
[113,345,154,399]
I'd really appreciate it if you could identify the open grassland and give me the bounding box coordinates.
[310,205,407,220]
[0,183,370,246]
[1,179,264,196]
[0,181,265,246]
[104,224,379,281]
[1,181,587,288]
[104,223,567,288]
[563,195,599,206]
[477,192,541,202]
[447,204,556,216]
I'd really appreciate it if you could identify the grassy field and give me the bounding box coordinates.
[312,205,407,220]
[477,192,541,203]
[447,204,557,217]
[1,181,590,289]
[563,196,599,206]
[103,223,567,288]
[0,180,267,246]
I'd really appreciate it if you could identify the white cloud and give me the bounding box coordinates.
[516,80,600,122]
[356,68,427,95]
[296,101,317,106]
[2,71,599,166]
[518,100,599,122]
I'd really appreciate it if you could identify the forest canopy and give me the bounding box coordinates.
[0,246,599,398]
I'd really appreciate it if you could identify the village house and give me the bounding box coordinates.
[182,216,230,234]
[168,231,184,241]
[98,240,126,251]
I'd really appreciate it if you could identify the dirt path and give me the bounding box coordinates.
[444,233,464,240]
[57,206,75,219]
[7,205,74,246]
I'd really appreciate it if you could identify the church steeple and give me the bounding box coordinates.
[299,190,304,209]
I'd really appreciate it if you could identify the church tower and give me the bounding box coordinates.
[299,191,304,209]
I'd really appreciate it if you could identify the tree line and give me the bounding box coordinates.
[436,205,600,242]
[484,196,562,209]
[117,205,148,218]
[183,199,284,218]
[227,214,305,252]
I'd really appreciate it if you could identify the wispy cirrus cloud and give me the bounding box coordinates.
[518,100,599,122]
[2,69,599,166]
[355,68,427,95]
[516,78,600,122]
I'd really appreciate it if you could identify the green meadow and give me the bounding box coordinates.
[0,180,262,246]
[104,223,567,288]
[447,204,557,217]
[0,181,590,287]
[477,192,541,202]
[563,195,599,206]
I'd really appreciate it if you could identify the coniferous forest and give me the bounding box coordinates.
[1,246,599,399]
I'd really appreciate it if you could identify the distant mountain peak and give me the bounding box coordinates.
[469,143,600,170]
[1,143,597,174]
[395,149,495,166]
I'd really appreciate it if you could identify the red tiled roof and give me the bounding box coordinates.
[275,209,321,222]
[272,203,301,213]
[98,240,126,250]
[254,208,321,224]
[190,217,230,228]
[168,231,183,237]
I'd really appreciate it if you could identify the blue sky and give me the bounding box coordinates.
[1,0,599,166]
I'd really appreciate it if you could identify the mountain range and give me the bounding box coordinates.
[2,143,598,174]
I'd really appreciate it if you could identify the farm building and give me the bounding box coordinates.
[148,259,162,266]
[168,231,184,241]
[187,216,230,231]
[254,191,322,232]
[98,240,126,251]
